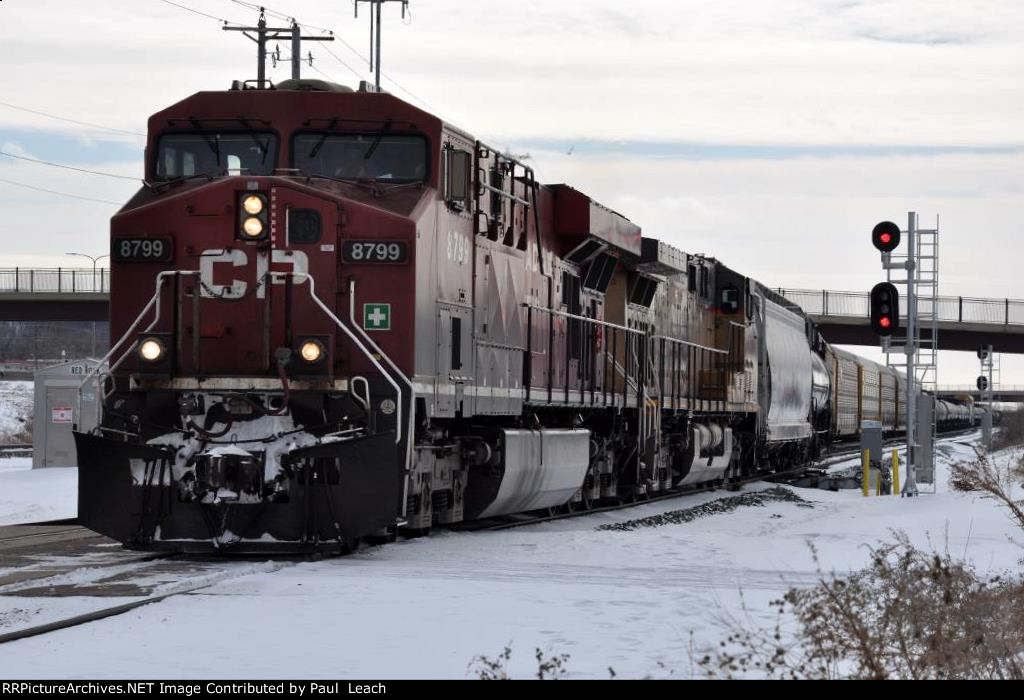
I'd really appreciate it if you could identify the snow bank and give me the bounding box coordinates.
[0,461,76,525]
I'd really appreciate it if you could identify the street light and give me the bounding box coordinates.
[65,252,109,292]
[66,252,109,359]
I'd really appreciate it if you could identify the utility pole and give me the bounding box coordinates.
[355,0,410,90]
[223,9,334,86]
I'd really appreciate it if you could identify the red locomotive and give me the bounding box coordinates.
[74,78,983,552]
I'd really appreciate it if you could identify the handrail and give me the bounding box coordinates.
[75,269,405,448]
[281,272,404,446]
[76,271,191,431]
[0,267,110,294]
[650,334,728,355]
[521,303,645,335]
[775,287,1024,326]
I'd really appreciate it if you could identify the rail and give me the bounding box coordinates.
[775,288,1024,326]
[0,268,110,294]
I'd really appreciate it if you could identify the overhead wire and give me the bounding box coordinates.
[0,177,123,205]
[0,150,139,180]
[157,0,234,24]
[0,99,144,137]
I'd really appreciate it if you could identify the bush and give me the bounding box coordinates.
[698,537,1024,679]
[469,645,570,680]
[950,452,1024,532]
[699,453,1024,679]
[994,410,1024,450]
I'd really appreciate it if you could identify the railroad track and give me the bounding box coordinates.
[0,525,296,646]
[0,443,32,457]
[817,427,979,471]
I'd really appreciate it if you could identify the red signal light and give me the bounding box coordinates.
[880,233,892,244]
[880,317,891,328]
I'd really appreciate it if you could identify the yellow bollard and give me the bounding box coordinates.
[892,449,900,496]
[862,449,870,497]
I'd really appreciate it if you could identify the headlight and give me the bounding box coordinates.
[299,340,324,363]
[242,195,265,215]
[242,216,264,237]
[139,338,165,362]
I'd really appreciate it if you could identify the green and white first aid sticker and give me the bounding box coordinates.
[363,303,391,331]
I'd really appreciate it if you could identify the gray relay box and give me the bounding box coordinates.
[860,420,884,466]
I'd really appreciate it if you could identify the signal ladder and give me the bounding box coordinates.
[885,217,939,487]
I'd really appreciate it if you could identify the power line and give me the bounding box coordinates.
[317,43,367,82]
[157,0,234,24]
[223,0,441,115]
[0,177,122,205]
[0,150,139,180]
[228,0,297,25]
[0,100,144,137]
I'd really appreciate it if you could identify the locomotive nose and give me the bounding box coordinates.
[118,179,342,380]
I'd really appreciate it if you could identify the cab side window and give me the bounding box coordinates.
[444,145,471,211]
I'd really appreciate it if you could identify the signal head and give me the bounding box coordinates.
[872,221,901,253]
[870,281,899,337]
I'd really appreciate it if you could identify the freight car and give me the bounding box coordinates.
[73,79,948,553]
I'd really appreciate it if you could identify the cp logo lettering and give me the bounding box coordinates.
[199,249,309,299]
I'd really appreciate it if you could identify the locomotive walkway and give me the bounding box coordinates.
[776,288,1024,353]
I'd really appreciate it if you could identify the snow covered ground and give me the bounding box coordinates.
[0,381,32,443]
[0,433,1021,679]
[0,459,76,525]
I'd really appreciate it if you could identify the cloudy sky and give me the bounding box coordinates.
[0,0,1021,382]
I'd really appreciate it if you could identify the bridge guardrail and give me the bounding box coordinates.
[934,384,1024,392]
[0,268,110,294]
[776,288,1024,326]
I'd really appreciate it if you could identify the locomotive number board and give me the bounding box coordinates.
[113,237,174,262]
[341,240,409,264]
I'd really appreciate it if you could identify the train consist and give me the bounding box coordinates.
[75,79,988,552]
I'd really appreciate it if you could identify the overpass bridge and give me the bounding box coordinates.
[0,268,108,321]
[1,270,1023,353]
[934,385,1024,402]
[777,288,1024,353]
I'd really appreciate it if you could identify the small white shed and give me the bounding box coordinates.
[32,360,103,468]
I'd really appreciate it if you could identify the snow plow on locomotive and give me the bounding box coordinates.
[74,79,972,553]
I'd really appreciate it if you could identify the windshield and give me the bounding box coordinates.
[293,133,427,183]
[154,132,277,180]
